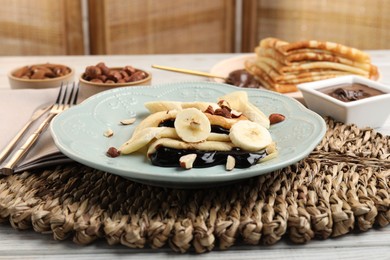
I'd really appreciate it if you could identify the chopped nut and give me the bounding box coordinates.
[120,118,136,125]
[103,129,114,137]
[230,109,242,118]
[179,154,197,169]
[226,155,236,171]
[106,147,120,157]
[269,113,286,125]
[217,99,231,108]
[214,106,232,118]
[204,105,215,114]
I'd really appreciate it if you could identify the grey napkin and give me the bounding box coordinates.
[0,88,72,172]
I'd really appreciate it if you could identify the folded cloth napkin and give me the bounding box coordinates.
[0,88,73,172]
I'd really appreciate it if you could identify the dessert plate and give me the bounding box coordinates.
[209,54,304,102]
[50,82,326,188]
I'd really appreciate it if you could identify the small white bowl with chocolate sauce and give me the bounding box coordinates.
[298,75,390,128]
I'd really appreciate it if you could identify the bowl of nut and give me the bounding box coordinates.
[8,63,74,89]
[79,62,152,98]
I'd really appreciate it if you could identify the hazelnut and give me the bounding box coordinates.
[129,71,146,82]
[83,63,148,84]
[269,113,285,125]
[106,147,120,158]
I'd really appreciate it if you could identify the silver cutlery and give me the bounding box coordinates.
[0,104,52,164]
[1,82,79,175]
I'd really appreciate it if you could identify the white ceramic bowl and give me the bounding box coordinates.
[298,75,390,128]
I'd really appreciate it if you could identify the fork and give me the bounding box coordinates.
[0,104,52,164]
[1,82,79,175]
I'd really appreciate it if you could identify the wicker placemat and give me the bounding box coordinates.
[0,118,389,253]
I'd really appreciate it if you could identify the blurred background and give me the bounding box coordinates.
[0,0,389,56]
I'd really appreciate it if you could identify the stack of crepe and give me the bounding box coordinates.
[245,38,379,93]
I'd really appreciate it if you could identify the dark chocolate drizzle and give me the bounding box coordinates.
[149,147,268,169]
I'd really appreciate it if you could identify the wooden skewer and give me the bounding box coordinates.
[152,64,226,80]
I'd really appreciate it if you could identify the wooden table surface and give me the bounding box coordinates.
[0,53,389,259]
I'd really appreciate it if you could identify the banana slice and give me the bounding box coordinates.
[147,138,234,156]
[243,103,270,129]
[218,91,248,110]
[119,127,178,154]
[174,108,211,143]
[133,109,178,136]
[120,127,229,154]
[229,120,272,151]
[219,91,270,129]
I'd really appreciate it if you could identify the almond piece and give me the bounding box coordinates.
[104,129,114,137]
[226,155,236,171]
[179,154,197,169]
[230,109,242,118]
[120,118,136,125]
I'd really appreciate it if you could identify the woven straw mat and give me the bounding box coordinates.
[0,118,389,253]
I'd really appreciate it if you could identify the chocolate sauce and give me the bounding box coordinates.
[226,69,261,88]
[321,83,385,102]
[149,147,267,168]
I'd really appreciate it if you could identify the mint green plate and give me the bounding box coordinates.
[50,82,326,188]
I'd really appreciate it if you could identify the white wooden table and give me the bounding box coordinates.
[0,53,389,259]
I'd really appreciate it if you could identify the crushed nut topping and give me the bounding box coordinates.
[179,154,197,169]
[106,147,120,158]
[120,118,136,125]
[103,129,114,137]
[204,100,242,119]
